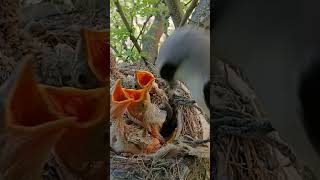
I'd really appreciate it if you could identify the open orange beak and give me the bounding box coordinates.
[110,80,133,142]
[82,29,109,84]
[111,80,133,120]
[110,80,146,154]
[40,86,107,126]
[123,88,165,143]
[2,58,75,180]
[111,79,165,152]
[135,70,155,91]
[123,88,150,124]
[39,85,107,173]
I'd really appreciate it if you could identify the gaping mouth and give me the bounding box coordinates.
[135,70,155,90]
[111,80,133,120]
[7,60,61,128]
[40,85,107,125]
[82,29,109,83]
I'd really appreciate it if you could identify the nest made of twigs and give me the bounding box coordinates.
[110,63,210,180]
[213,59,317,180]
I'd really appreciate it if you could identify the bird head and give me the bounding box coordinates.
[156,25,210,118]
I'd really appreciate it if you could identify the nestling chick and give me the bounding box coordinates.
[110,80,137,153]
[110,80,161,154]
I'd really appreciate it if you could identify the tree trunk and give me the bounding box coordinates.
[164,0,183,28]
[190,0,210,29]
[142,15,165,65]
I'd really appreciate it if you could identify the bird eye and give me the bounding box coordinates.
[159,63,178,82]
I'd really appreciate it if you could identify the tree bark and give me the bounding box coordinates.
[142,15,165,65]
[190,0,210,29]
[179,0,199,27]
[164,0,183,28]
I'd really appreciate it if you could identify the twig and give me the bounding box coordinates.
[125,15,153,62]
[110,44,120,55]
[125,0,162,63]
[179,0,199,27]
[182,139,210,145]
[184,0,193,6]
[130,0,135,29]
[164,0,184,28]
[136,15,153,41]
[172,95,196,106]
[262,133,297,164]
[112,1,143,55]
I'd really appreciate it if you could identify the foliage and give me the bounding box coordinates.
[110,0,191,63]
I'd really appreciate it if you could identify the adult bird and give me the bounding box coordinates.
[156,25,211,119]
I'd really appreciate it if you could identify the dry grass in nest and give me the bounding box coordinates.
[213,60,317,180]
[111,153,188,179]
[111,146,209,180]
[218,136,277,180]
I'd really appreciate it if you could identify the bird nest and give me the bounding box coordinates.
[213,59,317,180]
[110,63,210,180]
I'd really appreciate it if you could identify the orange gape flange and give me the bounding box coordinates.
[39,85,107,174]
[3,59,75,180]
[124,87,164,144]
[124,88,150,124]
[110,80,142,154]
[111,80,133,139]
[133,70,165,143]
[111,80,133,120]
[110,80,161,154]
[135,70,155,91]
[125,70,155,122]
[82,29,109,83]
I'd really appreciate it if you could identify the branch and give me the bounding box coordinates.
[184,0,193,6]
[110,44,121,56]
[130,0,135,28]
[164,0,184,28]
[190,0,210,28]
[142,14,164,64]
[137,15,153,41]
[125,15,153,62]
[181,139,210,145]
[136,1,162,43]
[113,0,143,54]
[179,0,199,27]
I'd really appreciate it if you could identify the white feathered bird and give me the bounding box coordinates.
[156,25,211,119]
